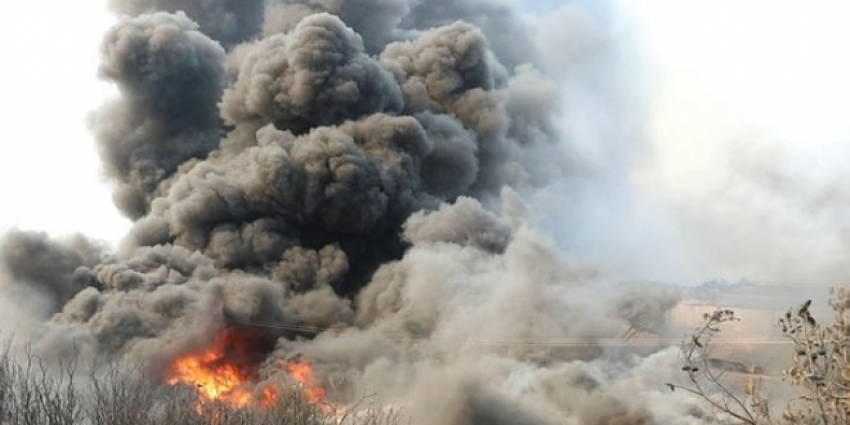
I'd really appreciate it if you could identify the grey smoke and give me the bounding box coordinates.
[0,1,709,424]
[402,197,512,253]
[380,21,560,192]
[261,0,536,69]
[109,0,265,46]
[95,11,227,219]
[400,0,538,70]
[220,14,405,135]
[263,0,411,54]
[0,230,104,313]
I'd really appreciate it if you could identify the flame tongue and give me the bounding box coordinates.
[285,359,326,405]
[166,330,333,413]
[166,329,258,408]
[168,350,252,405]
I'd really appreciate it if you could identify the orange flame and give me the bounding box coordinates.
[167,351,253,407]
[166,329,267,409]
[284,359,327,405]
[166,330,334,415]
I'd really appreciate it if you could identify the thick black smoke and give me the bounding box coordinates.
[400,0,538,69]
[109,0,265,46]
[106,7,560,296]
[0,1,699,424]
[263,0,410,54]
[0,230,104,312]
[220,14,405,134]
[95,11,227,219]
[262,0,537,67]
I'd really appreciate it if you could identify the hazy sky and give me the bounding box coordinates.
[0,0,848,282]
[0,1,123,242]
[632,0,850,284]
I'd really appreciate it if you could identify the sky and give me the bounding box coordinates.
[0,0,848,284]
[0,1,124,243]
[631,0,850,285]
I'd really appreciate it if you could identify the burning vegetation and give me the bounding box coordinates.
[166,329,263,409]
[284,358,328,407]
[165,328,334,415]
[0,0,739,424]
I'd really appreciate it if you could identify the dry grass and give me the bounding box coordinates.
[0,342,402,425]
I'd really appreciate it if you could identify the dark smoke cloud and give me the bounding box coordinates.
[109,0,264,46]
[95,12,226,218]
[108,10,559,294]
[400,0,538,69]
[263,0,411,54]
[261,0,536,69]
[380,21,560,191]
[0,1,710,424]
[415,112,479,198]
[266,195,692,423]
[402,197,512,253]
[125,110,439,294]
[220,14,404,134]
[0,230,104,313]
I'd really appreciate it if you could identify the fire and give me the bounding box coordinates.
[167,350,253,407]
[166,329,333,414]
[166,329,264,409]
[284,358,327,405]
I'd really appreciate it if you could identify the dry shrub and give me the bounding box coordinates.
[0,340,403,425]
[670,287,850,424]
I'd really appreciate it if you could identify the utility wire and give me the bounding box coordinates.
[230,320,797,346]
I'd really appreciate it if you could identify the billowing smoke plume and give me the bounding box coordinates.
[1,1,707,424]
[95,11,227,219]
[109,0,265,46]
[0,230,105,315]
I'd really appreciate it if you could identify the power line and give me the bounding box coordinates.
[229,320,797,346]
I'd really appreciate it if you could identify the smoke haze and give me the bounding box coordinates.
[2,0,848,424]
